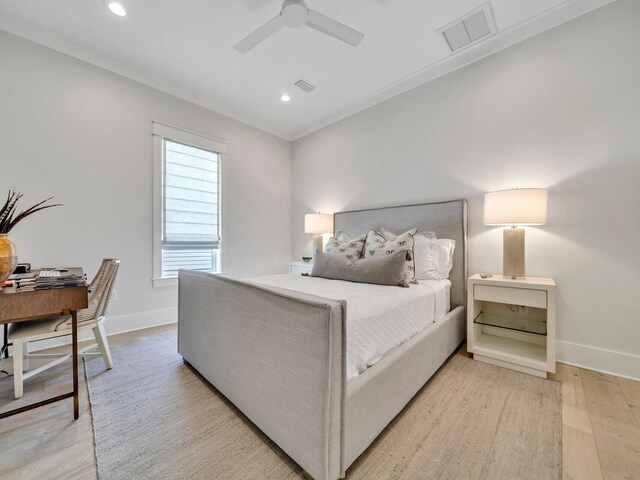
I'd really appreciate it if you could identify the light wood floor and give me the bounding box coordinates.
[0,324,638,480]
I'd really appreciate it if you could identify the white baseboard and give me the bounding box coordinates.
[7,307,178,354]
[104,307,178,337]
[5,311,638,382]
[557,340,640,381]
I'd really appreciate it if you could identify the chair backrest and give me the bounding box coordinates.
[78,259,120,324]
[88,257,117,292]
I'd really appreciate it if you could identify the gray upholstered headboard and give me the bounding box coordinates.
[333,199,468,308]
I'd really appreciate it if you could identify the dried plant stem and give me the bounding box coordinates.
[0,189,61,234]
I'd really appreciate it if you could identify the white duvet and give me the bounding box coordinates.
[246,274,451,382]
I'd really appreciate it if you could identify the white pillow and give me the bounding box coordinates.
[380,227,435,241]
[414,236,456,280]
[335,231,354,243]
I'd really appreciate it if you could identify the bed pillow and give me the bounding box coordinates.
[335,230,353,243]
[412,231,438,278]
[379,227,436,241]
[311,250,410,287]
[378,227,436,281]
[364,228,417,283]
[414,237,456,280]
[324,233,366,261]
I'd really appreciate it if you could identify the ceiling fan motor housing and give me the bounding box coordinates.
[234,0,363,54]
[281,0,308,28]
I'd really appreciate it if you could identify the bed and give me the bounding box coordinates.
[178,199,468,480]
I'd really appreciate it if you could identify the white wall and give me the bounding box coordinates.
[292,0,640,379]
[0,31,292,338]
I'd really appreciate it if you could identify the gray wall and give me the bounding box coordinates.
[292,0,640,378]
[0,30,292,336]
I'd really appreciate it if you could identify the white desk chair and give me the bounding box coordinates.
[9,259,120,398]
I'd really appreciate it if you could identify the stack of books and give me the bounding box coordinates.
[7,268,86,293]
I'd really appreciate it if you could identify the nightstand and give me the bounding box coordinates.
[289,262,313,274]
[467,274,556,378]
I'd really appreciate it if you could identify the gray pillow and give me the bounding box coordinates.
[311,250,410,287]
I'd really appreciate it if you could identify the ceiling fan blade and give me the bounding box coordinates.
[305,9,364,47]
[234,15,285,54]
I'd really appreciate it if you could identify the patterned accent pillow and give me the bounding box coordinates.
[364,228,417,283]
[324,233,366,263]
[379,227,436,241]
[378,227,435,282]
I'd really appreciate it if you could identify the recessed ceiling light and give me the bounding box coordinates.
[280,94,291,102]
[105,0,126,17]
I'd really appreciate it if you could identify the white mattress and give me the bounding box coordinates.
[246,275,451,382]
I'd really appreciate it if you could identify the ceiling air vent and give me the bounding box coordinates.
[438,3,495,53]
[294,78,316,93]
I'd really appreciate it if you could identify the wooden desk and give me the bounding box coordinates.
[0,286,88,420]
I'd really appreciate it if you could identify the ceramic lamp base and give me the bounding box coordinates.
[503,227,525,279]
[312,235,324,257]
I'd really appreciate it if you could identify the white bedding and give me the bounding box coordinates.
[246,275,451,381]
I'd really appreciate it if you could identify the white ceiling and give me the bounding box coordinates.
[0,0,614,140]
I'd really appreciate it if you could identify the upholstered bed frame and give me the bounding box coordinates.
[178,199,467,480]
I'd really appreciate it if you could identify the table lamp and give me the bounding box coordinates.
[304,213,333,257]
[483,188,548,279]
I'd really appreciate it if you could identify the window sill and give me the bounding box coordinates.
[152,271,227,288]
[152,277,178,288]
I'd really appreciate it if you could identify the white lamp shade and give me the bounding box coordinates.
[305,213,333,234]
[484,188,548,225]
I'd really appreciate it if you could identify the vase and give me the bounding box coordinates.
[0,234,18,289]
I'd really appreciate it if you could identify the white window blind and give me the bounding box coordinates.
[163,140,219,243]
[152,122,226,285]
[161,139,220,277]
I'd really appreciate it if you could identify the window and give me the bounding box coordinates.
[153,122,227,287]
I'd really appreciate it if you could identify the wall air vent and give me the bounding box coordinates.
[438,3,496,53]
[294,78,316,93]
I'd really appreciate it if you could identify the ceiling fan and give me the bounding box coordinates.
[234,0,365,54]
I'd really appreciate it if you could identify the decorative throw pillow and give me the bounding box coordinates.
[364,228,417,283]
[311,250,409,287]
[414,237,456,280]
[379,227,436,241]
[335,230,353,243]
[379,228,436,281]
[324,232,366,262]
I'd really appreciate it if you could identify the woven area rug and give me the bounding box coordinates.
[85,329,562,480]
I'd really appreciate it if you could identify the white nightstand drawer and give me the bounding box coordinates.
[474,284,547,308]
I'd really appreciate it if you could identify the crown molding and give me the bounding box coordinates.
[0,15,293,141]
[290,0,616,140]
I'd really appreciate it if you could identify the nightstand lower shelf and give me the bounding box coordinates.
[473,333,547,377]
